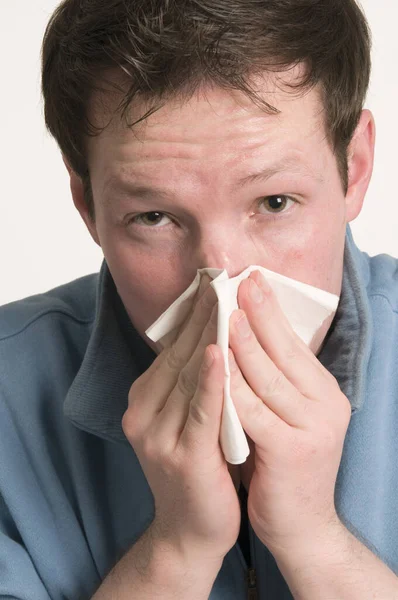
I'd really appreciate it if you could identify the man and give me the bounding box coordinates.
[1,0,398,598]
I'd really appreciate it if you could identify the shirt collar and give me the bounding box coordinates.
[64,224,373,445]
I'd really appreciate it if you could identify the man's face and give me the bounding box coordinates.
[84,72,368,353]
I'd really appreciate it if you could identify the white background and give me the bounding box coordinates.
[1,0,396,305]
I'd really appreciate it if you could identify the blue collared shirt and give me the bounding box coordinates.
[0,224,397,599]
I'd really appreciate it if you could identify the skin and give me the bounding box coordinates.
[67,69,374,347]
[221,269,398,600]
[65,67,398,600]
[66,67,375,490]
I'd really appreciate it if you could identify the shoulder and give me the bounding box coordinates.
[367,252,398,313]
[0,273,98,342]
[0,275,105,597]
[0,274,98,397]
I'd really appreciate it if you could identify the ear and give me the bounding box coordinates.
[62,155,101,246]
[345,109,376,222]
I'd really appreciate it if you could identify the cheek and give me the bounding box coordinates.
[115,260,180,332]
[276,212,345,293]
[100,232,190,334]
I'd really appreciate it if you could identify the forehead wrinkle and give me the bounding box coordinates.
[236,157,325,188]
[102,178,177,204]
[100,120,326,202]
[102,154,323,207]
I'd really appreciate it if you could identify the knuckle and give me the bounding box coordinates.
[210,303,219,323]
[283,341,298,364]
[128,378,141,400]
[189,400,209,427]
[141,427,173,461]
[190,305,205,327]
[191,291,217,325]
[141,436,160,462]
[247,398,265,426]
[177,368,197,397]
[337,393,352,425]
[323,368,339,387]
[166,343,186,371]
[121,410,137,441]
[201,286,216,309]
[142,435,180,472]
[260,369,285,398]
[198,274,210,295]
[245,339,257,356]
[300,398,313,418]
[126,383,141,415]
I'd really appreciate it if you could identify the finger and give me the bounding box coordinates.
[238,272,337,401]
[227,348,291,448]
[129,277,218,425]
[172,274,217,362]
[175,273,213,336]
[229,310,311,428]
[180,344,225,458]
[183,302,219,390]
[158,303,219,439]
[198,272,212,298]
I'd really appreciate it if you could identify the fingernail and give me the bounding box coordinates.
[249,279,264,304]
[235,313,251,339]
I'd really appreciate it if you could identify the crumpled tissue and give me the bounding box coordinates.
[145,266,339,465]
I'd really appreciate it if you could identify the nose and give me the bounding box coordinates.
[192,227,261,279]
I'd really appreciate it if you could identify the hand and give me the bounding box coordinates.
[122,275,241,567]
[227,270,351,557]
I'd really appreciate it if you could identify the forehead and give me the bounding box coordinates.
[87,69,327,175]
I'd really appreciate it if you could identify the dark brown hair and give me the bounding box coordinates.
[41,0,371,220]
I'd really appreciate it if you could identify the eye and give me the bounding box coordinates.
[258,195,296,214]
[128,211,173,228]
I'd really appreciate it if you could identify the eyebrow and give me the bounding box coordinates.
[104,158,323,202]
[236,158,324,188]
[103,179,175,204]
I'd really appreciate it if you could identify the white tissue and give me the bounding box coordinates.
[145,266,340,465]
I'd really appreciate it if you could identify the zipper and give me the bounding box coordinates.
[247,503,258,599]
[247,567,258,599]
[238,482,259,599]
